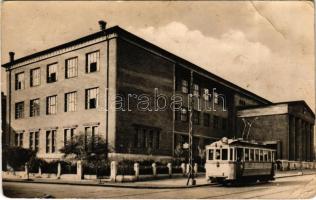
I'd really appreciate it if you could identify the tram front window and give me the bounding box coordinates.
[208,149,214,160]
[236,148,244,162]
[222,149,228,160]
[215,149,220,160]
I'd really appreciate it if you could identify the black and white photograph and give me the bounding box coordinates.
[1,1,316,198]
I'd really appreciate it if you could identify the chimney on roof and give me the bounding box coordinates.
[9,52,15,63]
[98,20,107,31]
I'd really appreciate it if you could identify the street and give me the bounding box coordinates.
[2,174,316,199]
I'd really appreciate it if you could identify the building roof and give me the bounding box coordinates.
[2,25,271,104]
[237,100,315,118]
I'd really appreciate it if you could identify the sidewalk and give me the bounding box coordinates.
[3,175,210,189]
[3,170,316,189]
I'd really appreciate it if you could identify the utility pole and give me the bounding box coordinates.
[186,71,196,186]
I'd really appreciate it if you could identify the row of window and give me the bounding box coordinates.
[15,125,98,154]
[134,127,160,150]
[176,107,227,130]
[208,147,275,162]
[15,51,100,90]
[177,80,222,103]
[15,87,99,119]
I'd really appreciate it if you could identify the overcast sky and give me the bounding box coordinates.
[1,1,315,112]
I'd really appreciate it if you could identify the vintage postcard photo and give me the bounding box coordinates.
[1,1,315,199]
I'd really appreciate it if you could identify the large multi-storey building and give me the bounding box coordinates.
[2,22,314,161]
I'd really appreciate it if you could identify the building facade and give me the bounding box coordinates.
[2,23,314,161]
[237,101,315,161]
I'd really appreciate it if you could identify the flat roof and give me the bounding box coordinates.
[237,100,315,118]
[2,25,271,104]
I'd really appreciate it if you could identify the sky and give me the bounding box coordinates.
[1,1,315,112]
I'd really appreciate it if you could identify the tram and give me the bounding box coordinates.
[205,137,276,184]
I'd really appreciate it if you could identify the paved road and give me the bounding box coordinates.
[2,174,316,199]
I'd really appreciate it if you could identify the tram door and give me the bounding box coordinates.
[236,148,244,178]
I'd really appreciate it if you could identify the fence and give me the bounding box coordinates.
[5,160,203,182]
[277,160,316,171]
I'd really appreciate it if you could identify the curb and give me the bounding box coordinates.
[275,172,316,179]
[3,172,316,189]
[2,179,214,189]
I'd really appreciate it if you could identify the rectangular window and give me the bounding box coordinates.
[222,149,228,160]
[15,134,19,146]
[148,130,154,149]
[86,51,99,73]
[245,148,249,161]
[35,132,39,152]
[30,68,40,87]
[208,149,214,160]
[250,149,254,161]
[85,88,99,109]
[29,132,34,150]
[263,150,268,161]
[84,126,98,150]
[15,102,24,119]
[30,98,40,117]
[134,128,139,148]
[154,130,160,149]
[222,118,227,130]
[135,128,142,148]
[64,128,75,147]
[46,131,50,153]
[213,115,219,129]
[193,110,200,125]
[15,72,25,90]
[46,130,56,153]
[15,133,23,147]
[214,92,219,104]
[215,149,220,160]
[203,88,210,101]
[255,149,259,161]
[181,80,188,94]
[19,133,23,147]
[47,63,58,83]
[65,57,78,78]
[29,131,39,152]
[65,92,77,112]
[239,100,246,106]
[230,148,234,160]
[134,127,160,150]
[203,113,210,127]
[180,107,188,122]
[193,84,199,96]
[46,95,57,115]
[259,150,264,161]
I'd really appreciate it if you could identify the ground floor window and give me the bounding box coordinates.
[134,126,160,151]
[29,131,39,152]
[46,130,56,153]
[64,128,75,147]
[15,132,23,147]
[84,126,98,150]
